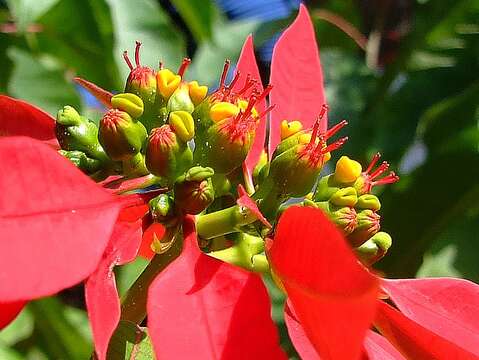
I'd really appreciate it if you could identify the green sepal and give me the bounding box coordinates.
[355,231,392,265]
[167,83,195,113]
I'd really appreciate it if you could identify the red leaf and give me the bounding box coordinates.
[0,137,121,302]
[147,216,286,360]
[374,301,477,359]
[268,206,379,360]
[0,95,56,141]
[363,330,405,360]
[269,4,327,155]
[284,301,320,360]
[86,219,142,360]
[233,35,267,172]
[237,184,271,228]
[382,278,479,356]
[0,301,26,329]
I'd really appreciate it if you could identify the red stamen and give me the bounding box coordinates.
[258,104,275,119]
[135,41,142,67]
[325,120,348,139]
[228,70,241,90]
[256,84,272,103]
[369,161,389,179]
[323,136,348,153]
[237,74,255,96]
[372,172,400,187]
[123,51,134,70]
[365,152,381,174]
[178,58,191,77]
[308,104,329,148]
[219,60,230,89]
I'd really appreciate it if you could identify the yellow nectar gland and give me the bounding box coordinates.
[188,81,208,105]
[280,120,303,140]
[157,69,181,99]
[334,156,362,184]
[237,99,258,119]
[210,102,240,122]
[111,93,144,119]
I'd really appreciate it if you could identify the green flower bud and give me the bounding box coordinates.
[314,175,340,202]
[306,201,357,235]
[174,166,215,214]
[145,125,193,184]
[167,83,195,113]
[55,106,109,163]
[149,194,177,225]
[169,111,194,142]
[355,231,392,265]
[58,150,101,174]
[329,187,358,207]
[98,109,147,162]
[347,209,381,247]
[356,194,381,211]
[111,93,144,118]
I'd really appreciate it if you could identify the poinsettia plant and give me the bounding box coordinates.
[1,4,478,360]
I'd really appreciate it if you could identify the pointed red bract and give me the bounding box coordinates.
[233,35,267,172]
[0,95,56,141]
[237,184,271,228]
[284,301,320,360]
[86,219,143,360]
[382,278,479,356]
[374,301,477,359]
[268,206,379,360]
[139,222,165,260]
[270,4,327,155]
[0,137,120,302]
[0,301,26,329]
[363,330,405,360]
[147,216,286,360]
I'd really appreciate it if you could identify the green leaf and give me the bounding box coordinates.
[106,0,186,81]
[116,256,149,297]
[170,0,214,42]
[29,297,92,360]
[7,48,80,115]
[416,245,463,279]
[0,344,23,360]
[107,321,154,360]
[6,0,59,32]
[0,307,33,346]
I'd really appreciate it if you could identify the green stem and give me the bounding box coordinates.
[120,230,183,324]
[196,205,257,239]
[208,234,269,273]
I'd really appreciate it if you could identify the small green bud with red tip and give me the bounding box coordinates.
[149,194,177,226]
[98,109,147,162]
[347,209,381,247]
[174,166,215,214]
[145,125,193,184]
[356,231,392,265]
[55,106,109,163]
[59,150,102,174]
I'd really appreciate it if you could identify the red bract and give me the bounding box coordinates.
[85,219,143,360]
[268,206,479,359]
[147,215,286,359]
[269,206,379,359]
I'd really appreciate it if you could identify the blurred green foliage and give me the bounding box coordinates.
[1,0,478,358]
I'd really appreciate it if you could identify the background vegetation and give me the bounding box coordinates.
[1,0,478,358]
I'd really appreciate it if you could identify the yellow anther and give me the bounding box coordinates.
[111,93,144,118]
[169,111,195,142]
[157,69,181,99]
[334,156,362,183]
[280,120,303,140]
[209,102,239,122]
[237,99,258,118]
[322,152,331,164]
[188,81,208,105]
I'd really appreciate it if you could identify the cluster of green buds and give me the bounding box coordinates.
[55,41,399,268]
[305,153,399,264]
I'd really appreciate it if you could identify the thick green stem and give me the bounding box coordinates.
[196,205,257,239]
[120,231,183,324]
[208,234,269,273]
